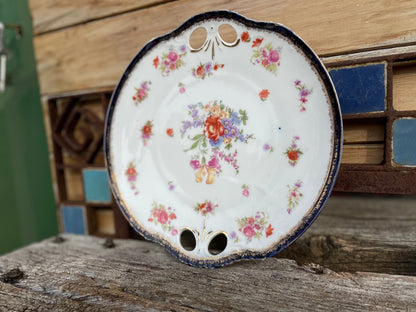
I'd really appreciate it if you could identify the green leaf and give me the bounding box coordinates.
[225,144,232,150]
[189,140,200,150]
[191,134,204,141]
[220,104,225,110]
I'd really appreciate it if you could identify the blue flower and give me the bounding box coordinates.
[179,45,186,52]
[230,112,241,125]
[238,134,245,142]
[209,137,223,147]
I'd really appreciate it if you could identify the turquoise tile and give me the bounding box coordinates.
[393,118,416,166]
[61,205,86,235]
[329,63,386,114]
[82,169,111,203]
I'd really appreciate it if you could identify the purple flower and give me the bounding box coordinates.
[179,45,186,52]
[141,82,147,89]
[300,89,310,97]
[169,184,175,191]
[191,109,198,118]
[188,104,193,109]
[263,143,271,151]
[294,80,301,86]
[205,62,212,73]
[184,120,191,129]
[221,118,232,128]
[294,136,300,140]
[230,231,236,239]
[295,181,302,188]
[192,119,202,128]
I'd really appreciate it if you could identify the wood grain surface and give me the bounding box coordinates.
[31,0,416,95]
[28,0,174,35]
[0,233,415,311]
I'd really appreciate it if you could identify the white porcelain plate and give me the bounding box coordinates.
[105,11,342,268]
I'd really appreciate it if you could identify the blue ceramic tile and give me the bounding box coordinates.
[82,169,111,203]
[61,205,86,235]
[393,118,416,166]
[329,63,386,114]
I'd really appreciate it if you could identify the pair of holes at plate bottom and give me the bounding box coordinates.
[180,230,227,256]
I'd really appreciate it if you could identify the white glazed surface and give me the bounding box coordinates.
[108,18,336,261]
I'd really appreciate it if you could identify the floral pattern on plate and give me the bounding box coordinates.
[192,62,224,79]
[233,212,274,243]
[285,136,302,166]
[125,162,139,195]
[287,181,303,214]
[153,45,187,76]
[259,89,270,101]
[194,200,218,216]
[243,32,281,74]
[141,120,153,146]
[294,80,313,111]
[132,81,151,105]
[241,184,250,197]
[148,203,178,235]
[181,101,255,184]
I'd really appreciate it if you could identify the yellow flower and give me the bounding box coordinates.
[195,166,207,183]
[224,137,232,145]
[206,167,217,184]
[211,105,220,116]
[219,110,229,119]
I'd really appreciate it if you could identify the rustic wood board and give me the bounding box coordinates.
[278,195,416,276]
[32,0,416,95]
[28,0,174,35]
[0,233,415,312]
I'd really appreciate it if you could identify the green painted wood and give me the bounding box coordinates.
[0,0,57,255]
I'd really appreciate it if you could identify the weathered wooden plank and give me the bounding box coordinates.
[278,196,416,276]
[341,143,384,164]
[32,0,416,95]
[343,119,384,144]
[0,233,415,312]
[393,62,416,111]
[29,0,174,35]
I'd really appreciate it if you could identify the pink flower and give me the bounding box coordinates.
[171,229,178,236]
[179,86,185,93]
[262,59,269,67]
[300,107,306,112]
[164,60,169,66]
[138,88,146,99]
[294,80,301,86]
[157,210,168,224]
[268,50,279,63]
[242,189,249,197]
[300,89,309,97]
[287,208,291,214]
[254,223,261,230]
[190,160,201,170]
[208,157,220,169]
[168,51,178,62]
[262,50,268,57]
[243,225,255,238]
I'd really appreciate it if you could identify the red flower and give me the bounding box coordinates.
[288,150,298,161]
[265,224,274,237]
[126,167,136,176]
[213,64,219,71]
[157,210,168,224]
[148,218,153,222]
[196,65,205,76]
[169,213,176,220]
[199,202,207,211]
[153,56,159,68]
[241,31,250,42]
[203,115,225,141]
[169,63,176,70]
[247,217,255,225]
[142,124,152,135]
[259,89,270,100]
[166,128,174,137]
[252,38,263,48]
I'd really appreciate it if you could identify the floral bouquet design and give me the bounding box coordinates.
[285,136,302,166]
[287,181,303,214]
[153,45,187,76]
[234,212,273,242]
[249,36,281,74]
[148,203,178,235]
[294,80,312,111]
[194,200,218,216]
[181,100,255,184]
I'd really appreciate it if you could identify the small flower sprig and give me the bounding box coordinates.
[287,180,303,214]
[294,80,312,111]
[285,136,302,166]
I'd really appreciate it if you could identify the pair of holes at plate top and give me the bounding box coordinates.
[189,24,238,49]
[180,229,228,255]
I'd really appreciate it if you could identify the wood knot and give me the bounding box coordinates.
[52,236,65,243]
[1,268,24,284]
[103,238,115,248]
[302,263,325,274]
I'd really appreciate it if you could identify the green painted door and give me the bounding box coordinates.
[0,0,58,255]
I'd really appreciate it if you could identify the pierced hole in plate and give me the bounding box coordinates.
[180,229,196,251]
[218,24,237,44]
[189,27,207,50]
[208,233,228,255]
